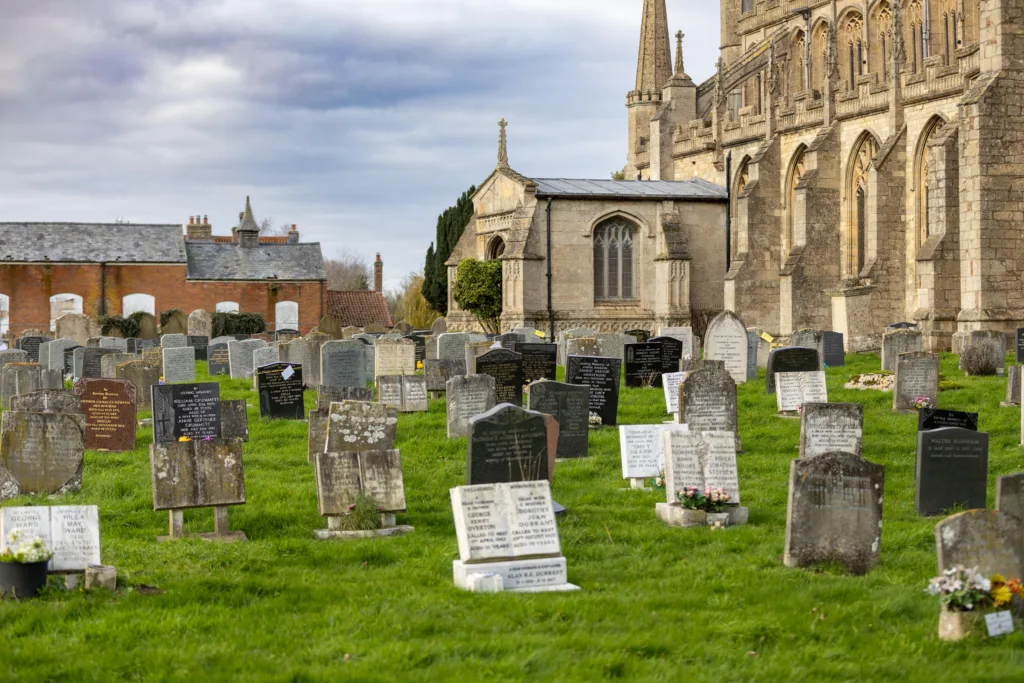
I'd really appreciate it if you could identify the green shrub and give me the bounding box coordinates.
[451,258,502,334]
[211,312,266,338]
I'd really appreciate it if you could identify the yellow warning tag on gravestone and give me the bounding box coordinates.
[535,330,545,338]
[760,332,774,343]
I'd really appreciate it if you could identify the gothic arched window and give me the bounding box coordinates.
[848,134,880,276]
[594,218,637,301]
[486,236,506,261]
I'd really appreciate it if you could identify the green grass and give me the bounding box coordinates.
[1,354,1023,682]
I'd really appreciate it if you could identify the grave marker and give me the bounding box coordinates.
[565,356,621,427]
[72,378,137,451]
[625,343,663,388]
[475,349,524,407]
[187,336,209,362]
[467,404,549,484]
[320,340,367,388]
[446,375,496,438]
[0,412,85,498]
[775,371,828,413]
[881,329,923,372]
[115,361,160,412]
[919,408,978,432]
[207,342,230,375]
[618,423,688,484]
[228,339,267,379]
[894,352,940,412]
[916,427,989,516]
[325,401,398,453]
[765,347,820,394]
[0,506,101,573]
[151,383,222,443]
[256,363,305,420]
[703,311,749,383]
[678,368,737,436]
[518,343,557,383]
[526,380,589,459]
[162,346,197,384]
[799,403,863,458]
[10,390,81,415]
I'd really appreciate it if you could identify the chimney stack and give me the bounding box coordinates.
[189,216,195,225]
[287,223,299,244]
[374,253,383,293]
[186,213,212,242]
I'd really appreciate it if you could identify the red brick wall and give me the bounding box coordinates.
[0,263,325,335]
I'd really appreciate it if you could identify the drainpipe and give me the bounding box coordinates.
[725,152,732,273]
[546,199,555,341]
[99,262,107,316]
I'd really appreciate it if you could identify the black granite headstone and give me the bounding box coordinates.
[475,349,525,407]
[82,348,119,379]
[136,338,158,351]
[63,346,82,377]
[566,355,621,426]
[916,427,989,516]
[526,380,589,458]
[255,362,305,419]
[151,382,222,444]
[467,404,549,484]
[187,336,209,362]
[207,342,230,376]
[624,329,651,343]
[649,336,683,374]
[823,332,845,368]
[624,343,663,388]
[403,334,426,363]
[766,347,820,394]
[918,408,979,432]
[1016,328,1024,364]
[18,336,47,363]
[518,343,557,383]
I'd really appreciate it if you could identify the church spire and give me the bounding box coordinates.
[635,0,672,92]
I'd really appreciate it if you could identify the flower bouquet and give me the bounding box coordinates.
[912,396,934,410]
[927,566,1024,640]
[677,486,732,528]
[0,529,53,600]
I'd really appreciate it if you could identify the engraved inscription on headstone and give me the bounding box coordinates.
[256,363,305,420]
[799,403,863,458]
[475,350,524,407]
[467,404,549,484]
[527,380,589,459]
[565,356,621,427]
[916,427,989,516]
[446,375,496,439]
[152,382,222,443]
[72,378,137,451]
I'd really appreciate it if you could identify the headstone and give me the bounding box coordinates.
[252,345,280,372]
[475,350,524,407]
[115,361,160,412]
[404,334,427,363]
[649,336,684,375]
[1,362,41,408]
[465,341,494,374]
[0,506,101,573]
[1005,365,1021,406]
[425,336,438,361]
[784,451,885,574]
[438,333,470,375]
[916,427,989,516]
[159,310,188,336]
[282,338,319,389]
[228,339,267,379]
[790,329,826,371]
[775,371,828,413]
[467,404,549,484]
[377,375,428,413]
[881,329,923,372]
[151,383,222,443]
[889,321,918,329]
[624,328,651,343]
[424,359,459,393]
[318,314,343,339]
[935,510,1024,579]
[661,371,687,415]
[135,312,158,339]
[657,327,693,356]
[664,430,740,502]
[187,309,212,338]
[40,369,63,390]
[72,378,137,451]
[18,336,47,363]
[1016,328,1024,364]
[431,318,448,336]
[160,333,188,349]
[46,340,79,374]
[150,438,246,510]
[822,332,845,367]
[518,343,557,383]
[565,356,621,427]
[703,311,749,383]
[256,363,305,420]
[99,353,137,379]
[625,343,664,388]
[765,347,820,394]
[320,340,368,389]
[565,338,599,360]
[678,368,737,436]
[526,381,589,459]
[207,342,230,376]
[55,313,99,346]
[0,349,29,371]
[98,337,128,352]
[919,408,979,432]
[446,375,496,438]
[79,348,120,380]
[315,449,407,514]
[894,352,940,412]
[746,331,758,380]
[325,401,398,453]
[618,424,688,480]
[10,390,81,415]
[594,334,636,362]
[374,338,416,379]
[187,336,209,362]
[558,328,596,365]
[954,329,1008,360]
[275,329,300,342]
[799,403,863,458]
[0,411,85,497]
[63,347,81,378]
[220,399,249,442]
[162,346,196,384]
[318,386,375,410]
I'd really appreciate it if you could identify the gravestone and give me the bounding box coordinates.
[320,340,368,388]
[424,359,459,393]
[494,333,524,351]
[72,378,137,451]
[46,340,79,375]
[438,333,470,375]
[207,342,230,376]
[55,313,99,346]
[10,390,81,415]
[18,336,47,363]
[889,322,918,329]
[340,326,360,339]
[79,348,120,380]
[661,372,687,415]
[1,362,41,408]
[135,313,158,339]
[150,438,246,510]
[220,399,249,442]
[159,310,188,336]
[919,408,979,432]
[822,332,845,367]
[99,353,137,379]
[63,347,81,378]
[663,430,740,503]
[315,449,407,516]
[703,311,749,383]
[678,368,737,436]
[450,480,576,592]
[657,327,693,356]
[324,401,398,470]
[187,336,209,362]
[527,381,589,459]
[649,336,684,375]
[624,328,651,343]
[1017,328,1024,364]
[228,339,267,379]
[799,403,863,458]
[894,352,940,412]
[115,361,160,412]
[784,451,885,574]
[374,338,416,379]
[467,404,549,484]
[404,334,427,363]
[256,363,305,420]
[790,329,826,371]
[162,346,196,384]
[431,318,448,336]
[475,350,524,407]
[160,333,188,348]
[558,328,596,365]
[594,334,636,362]
[0,349,29,372]
[916,427,989,516]
[1004,365,1021,407]
[40,369,63,390]
[98,337,128,352]
[275,329,300,342]
[746,331,758,381]
[318,386,375,409]
[0,411,85,498]
[518,344,557,383]
[954,329,1008,359]
[318,314,343,339]
[187,309,212,338]
[252,345,280,372]
[465,341,494,374]
[0,505,101,573]
[425,336,438,361]
[282,337,318,389]
[151,383,222,443]
[618,424,689,481]
[935,510,1024,579]
[997,474,1024,526]
[625,343,664,388]
[775,371,828,413]
[765,347,820,394]
[565,356,621,427]
[377,375,428,413]
[446,374,496,438]
[881,329,923,372]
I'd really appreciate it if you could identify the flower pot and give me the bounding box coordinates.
[0,561,48,600]
[679,509,706,528]
[706,512,730,528]
[938,607,980,642]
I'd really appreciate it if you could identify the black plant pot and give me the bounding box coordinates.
[0,561,48,600]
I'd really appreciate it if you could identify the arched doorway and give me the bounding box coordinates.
[486,236,506,261]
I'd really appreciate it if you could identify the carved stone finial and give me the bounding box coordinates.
[769,41,780,95]
[892,0,906,73]
[497,118,509,167]
[825,23,839,78]
[675,30,685,75]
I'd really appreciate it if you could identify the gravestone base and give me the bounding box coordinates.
[627,478,651,491]
[452,557,579,593]
[777,411,800,420]
[157,507,248,543]
[656,503,749,528]
[64,574,83,590]
[84,565,117,591]
[314,513,414,541]
[1000,401,1019,408]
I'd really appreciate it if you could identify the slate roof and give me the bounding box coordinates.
[531,178,728,201]
[326,290,393,328]
[185,242,326,281]
[0,223,186,263]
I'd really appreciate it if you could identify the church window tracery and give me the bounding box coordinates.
[594,218,637,301]
[784,148,806,261]
[848,134,880,277]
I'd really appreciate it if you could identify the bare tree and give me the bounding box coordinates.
[324,248,372,291]
[259,216,291,236]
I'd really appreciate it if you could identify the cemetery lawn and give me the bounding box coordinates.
[3,355,1024,682]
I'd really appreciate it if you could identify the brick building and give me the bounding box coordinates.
[325,254,394,329]
[0,197,327,336]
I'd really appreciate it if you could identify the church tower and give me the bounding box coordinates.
[626,0,672,180]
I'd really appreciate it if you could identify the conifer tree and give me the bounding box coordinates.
[423,185,476,315]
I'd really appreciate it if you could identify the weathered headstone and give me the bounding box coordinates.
[221,399,249,442]
[438,333,470,375]
[160,333,188,349]
[916,427,989,516]
[678,368,737,436]
[162,346,196,384]
[467,404,549,484]
[0,411,85,498]
[99,353,137,379]
[765,347,820,394]
[46,340,79,375]
[252,345,280,373]
[431,318,448,336]
[1,362,41,408]
[703,311,749,384]
[594,334,636,362]
[325,401,398,453]
[1004,365,1021,406]
[746,331,758,380]
[374,338,416,379]
[10,390,81,415]
[657,326,693,355]
[799,403,863,458]
[790,329,826,371]
[115,361,160,412]
[625,343,664,388]
[377,375,428,413]
[207,342,230,376]
[784,452,885,574]
[72,378,137,451]
[99,337,128,352]
[78,348,120,380]
[424,359,459,393]
[0,349,29,372]
[558,328,596,365]
[446,375,496,439]
[565,356,621,427]
[527,380,589,459]
[624,328,651,343]
[150,438,246,510]
[663,430,740,503]
[315,449,407,515]
[518,343,557,383]
[318,314,343,339]
[775,371,828,413]
[152,383,222,443]
[465,341,494,374]
[935,510,1024,579]
[55,313,99,346]
[228,339,267,379]
[40,369,63,390]
[661,371,687,415]
[894,351,940,412]
[881,329,923,372]
[135,312,158,339]
[320,340,368,389]
[475,350,524,407]
[256,363,305,420]
[187,310,212,338]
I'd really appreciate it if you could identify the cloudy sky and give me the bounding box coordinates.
[0,0,719,290]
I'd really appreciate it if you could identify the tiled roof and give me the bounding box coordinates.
[326,290,393,328]
[185,242,326,281]
[0,223,186,263]
[531,178,728,200]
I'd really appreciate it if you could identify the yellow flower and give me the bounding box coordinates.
[178,436,193,443]
[992,585,1013,607]
[416,361,423,369]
